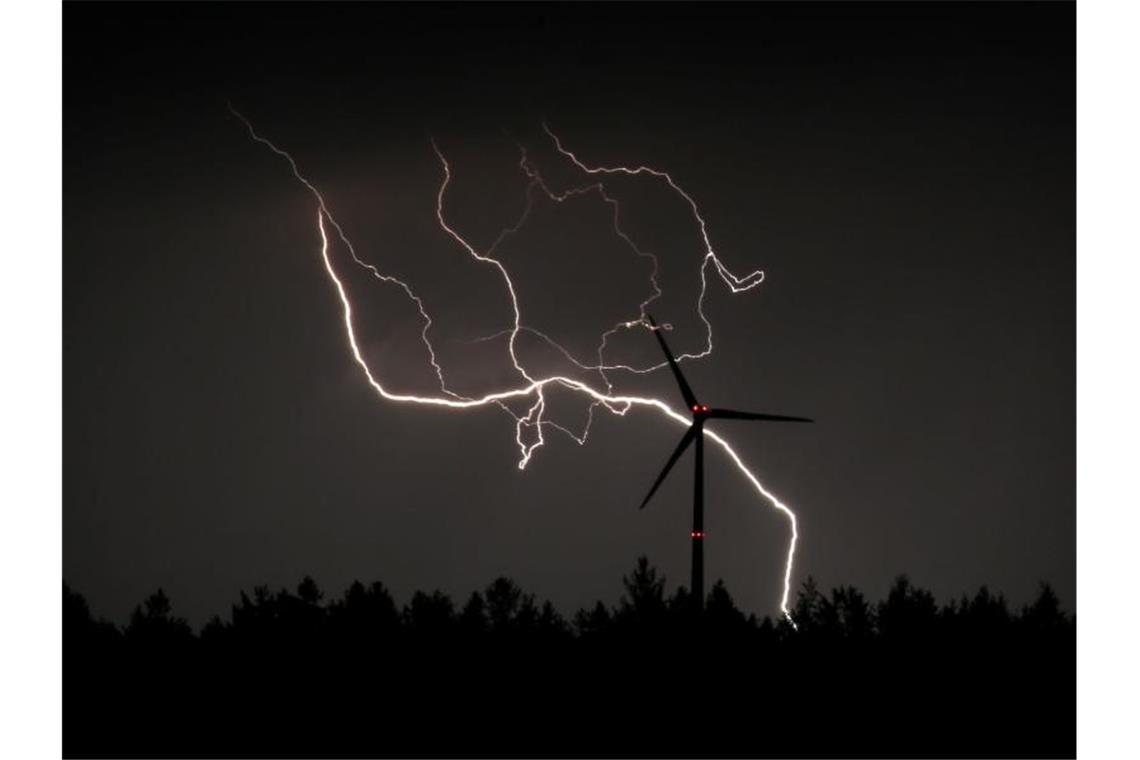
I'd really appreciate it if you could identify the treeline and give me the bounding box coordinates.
[65,558,1074,758]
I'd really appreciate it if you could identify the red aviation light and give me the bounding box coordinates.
[692,404,700,413]
[690,531,705,539]
[701,404,709,412]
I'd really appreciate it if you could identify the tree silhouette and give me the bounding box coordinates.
[62,562,1075,758]
[705,579,749,637]
[297,575,323,605]
[828,585,874,641]
[1022,582,1069,631]
[329,579,400,640]
[791,575,824,633]
[403,589,455,636]
[125,588,192,644]
[877,574,939,640]
[574,600,612,637]
[459,591,488,636]
[485,576,525,634]
[617,555,667,627]
[537,600,570,639]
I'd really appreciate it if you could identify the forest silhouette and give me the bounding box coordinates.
[65,558,1074,758]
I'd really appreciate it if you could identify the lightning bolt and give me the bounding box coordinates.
[230,105,802,625]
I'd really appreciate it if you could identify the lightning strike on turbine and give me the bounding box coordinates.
[233,106,803,625]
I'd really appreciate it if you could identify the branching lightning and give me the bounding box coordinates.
[231,105,801,624]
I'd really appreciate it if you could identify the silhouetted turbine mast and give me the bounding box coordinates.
[639,315,813,611]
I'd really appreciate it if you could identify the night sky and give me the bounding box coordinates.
[64,2,1074,627]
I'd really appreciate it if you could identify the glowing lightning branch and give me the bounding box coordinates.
[232,107,801,624]
[541,122,767,369]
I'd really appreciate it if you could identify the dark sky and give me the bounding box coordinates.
[64,1,1074,626]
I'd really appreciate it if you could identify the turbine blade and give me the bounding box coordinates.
[708,408,814,423]
[646,315,698,409]
[639,426,698,510]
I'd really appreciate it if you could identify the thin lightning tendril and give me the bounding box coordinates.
[231,105,800,625]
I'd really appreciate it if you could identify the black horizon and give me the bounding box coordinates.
[65,557,1075,759]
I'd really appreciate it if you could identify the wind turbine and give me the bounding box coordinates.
[639,315,813,611]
